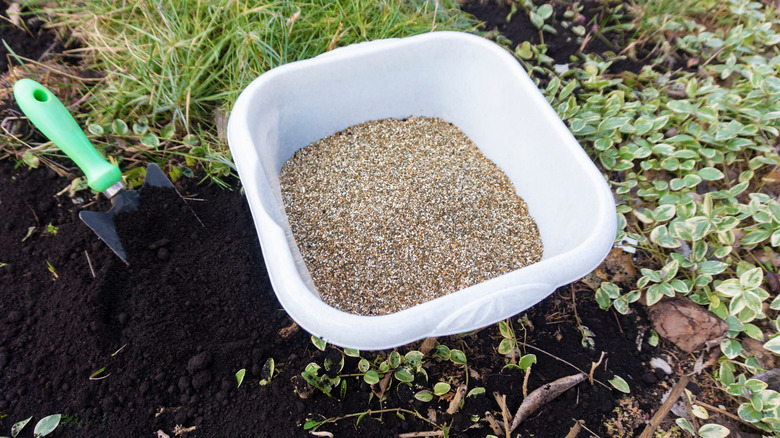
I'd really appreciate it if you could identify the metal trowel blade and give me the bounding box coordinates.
[79,163,173,265]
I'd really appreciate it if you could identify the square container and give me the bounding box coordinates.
[227,31,616,350]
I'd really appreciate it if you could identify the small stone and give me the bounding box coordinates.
[179,376,192,391]
[650,357,672,375]
[187,352,212,374]
[7,311,22,323]
[157,247,170,261]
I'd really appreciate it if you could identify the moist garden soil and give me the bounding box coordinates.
[1,2,686,437]
[0,157,669,437]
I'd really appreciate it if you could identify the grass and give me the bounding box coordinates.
[4,0,780,435]
[11,0,475,184]
[28,0,475,129]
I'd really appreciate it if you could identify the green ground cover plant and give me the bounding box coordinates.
[524,0,780,433]
[4,0,780,434]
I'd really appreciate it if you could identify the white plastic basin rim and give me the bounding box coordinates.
[227,31,616,350]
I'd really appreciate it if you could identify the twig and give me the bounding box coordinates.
[509,373,587,432]
[518,341,611,390]
[695,399,766,431]
[398,431,444,438]
[564,419,584,438]
[446,384,467,415]
[589,352,606,386]
[484,411,504,436]
[7,56,101,81]
[85,250,96,278]
[579,421,600,437]
[493,392,511,438]
[638,375,689,438]
[522,365,531,398]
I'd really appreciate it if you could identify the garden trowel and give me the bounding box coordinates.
[13,78,175,265]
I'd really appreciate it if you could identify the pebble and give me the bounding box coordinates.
[280,117,543,315]
[187,352,212,374]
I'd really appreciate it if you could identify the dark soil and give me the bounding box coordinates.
[1,4,679,437]
[0,0,75,73]
[0,159,668,437]
[460,0,646,73]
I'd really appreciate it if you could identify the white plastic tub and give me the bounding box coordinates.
[227,31,616,350]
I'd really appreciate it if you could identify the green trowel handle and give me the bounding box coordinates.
[13,78,121,193]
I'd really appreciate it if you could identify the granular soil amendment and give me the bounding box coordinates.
[0,159,671,437]
[280,117,542,316]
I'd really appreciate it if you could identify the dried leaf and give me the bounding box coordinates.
[509,373,587,432]
[595,248,637,283]
[647,297,728,353]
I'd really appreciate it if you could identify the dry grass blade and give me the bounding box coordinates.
[564,419,584,438]
[638,375,689,438]
[397,431,445,438]
[484,411,504,436]
[446,384,467,415]
[509,373,587,433]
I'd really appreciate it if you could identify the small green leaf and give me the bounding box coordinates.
[699,261,727,275]
[111,119,129,135]
[404,351,423,369]
[646,284,665,306]
[653,205,676,222]
[450,349,467,365]
[394,368,414,383]
[433,382,451,395]
[599,117,631,132]
[133,119,149,135]
[344,348,360,357]
[740,268,763,289]
[536,4,553,19]
[742,228,771,246]
[358,358,370,373]
[676,418,695,434]
[467,387,486,397]
[498,320,514,339]
[434,344,451,360]
[389,351,401,368]
[22,151,40,169]
[515,41,533,59]
[529,11,544,29]
[763,336,780,354]
[691,404,709,419]
[303,418,324,430]
[160,123,176,139]
[235,369,246,388]
[498,338,513,355]
[364,370,380,385]
[415,390,433,402]
[311,336,326,351]
[698,423,730,438]
[716,280,744,297]
[89,367,108,380]
[648,330,659,347]
[698,167,724,181]
[518,354,537,371]
[140,132,160,148]
[87,124,104,135]
[33,414,61,437]
[609,375,630,393]
[720,338,742,359]
[11,417,32,438]
[738,403,762,423]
